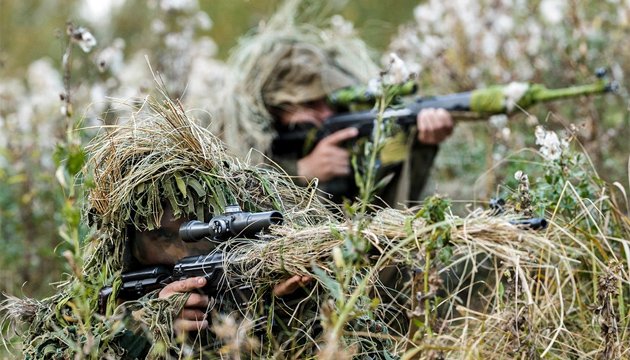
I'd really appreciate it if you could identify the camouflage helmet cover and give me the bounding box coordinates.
[262,41,357,106]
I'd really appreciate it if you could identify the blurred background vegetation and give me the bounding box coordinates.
[0,0,419,73]
[0,0,628,303]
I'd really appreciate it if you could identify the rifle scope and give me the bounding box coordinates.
[179,205,283,242]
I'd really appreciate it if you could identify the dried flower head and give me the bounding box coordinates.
[67,24,97,53]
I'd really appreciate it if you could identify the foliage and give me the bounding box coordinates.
[1,0,630,359]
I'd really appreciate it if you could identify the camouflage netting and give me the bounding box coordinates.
[207,0,380,161]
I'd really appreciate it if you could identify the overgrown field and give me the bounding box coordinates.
[1,0,629,358]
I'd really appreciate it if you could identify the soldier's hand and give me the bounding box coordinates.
[273,275,312,297]
[297,127,358,182]
[416,108,453,144]
[159,276,209,333]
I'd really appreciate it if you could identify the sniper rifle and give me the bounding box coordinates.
[272,69,618,157]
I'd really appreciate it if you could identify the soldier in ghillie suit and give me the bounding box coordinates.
[1,92,341,358]
[211,0,453,208]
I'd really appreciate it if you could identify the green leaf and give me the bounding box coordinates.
[66,145,86,176]
[63,200,81,230]
[311,265,342,301]
[175,173,187,198]
[187,178,207,198]
[437,245,453,265]
[53,144,66,167]
[162,179,180,217]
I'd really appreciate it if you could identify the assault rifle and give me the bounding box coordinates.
[272,69,617,157]
[98,205,283,314]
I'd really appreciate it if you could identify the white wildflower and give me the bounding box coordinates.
[109,52,152,113]
[481,33,499,57]
[366,78,383,96]
[89,83,108,115]
[195,11,213,30]
[539,0,566,24]
[78,0,124,30]
[514,170,524,181]
[330,15,354,37]
[164,33,186,50]
[525,21,543,55]
[535,125,566,161]
[419,35,445,59]
[69,26,97,53]
[95,38,125,74]
[489,114,508,129]
[184,38,227,110]
[160,0,197,12]
[413,4,437,32]
[494,14,515,34]
[27,59,62,97]
[386,53,410,85]
[406,61,422,78]
[503,82,529,112]
[151,19,166,34]
[503,39,521,61]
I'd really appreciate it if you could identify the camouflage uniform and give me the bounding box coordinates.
[216,4,439,208]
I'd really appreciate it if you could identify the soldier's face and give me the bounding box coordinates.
[277,98,334,127]
[131,206,214,266]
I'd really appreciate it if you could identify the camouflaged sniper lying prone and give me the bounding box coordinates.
[272,68,618,157]
[98,205,283,314]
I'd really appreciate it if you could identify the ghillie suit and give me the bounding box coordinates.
[1,90,337,359]
[210,0,377,161]
[210,0,439,207]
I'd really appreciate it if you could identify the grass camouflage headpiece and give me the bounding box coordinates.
[261,41,357,106]
[210,0,379,159]
[86,90,331,271]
